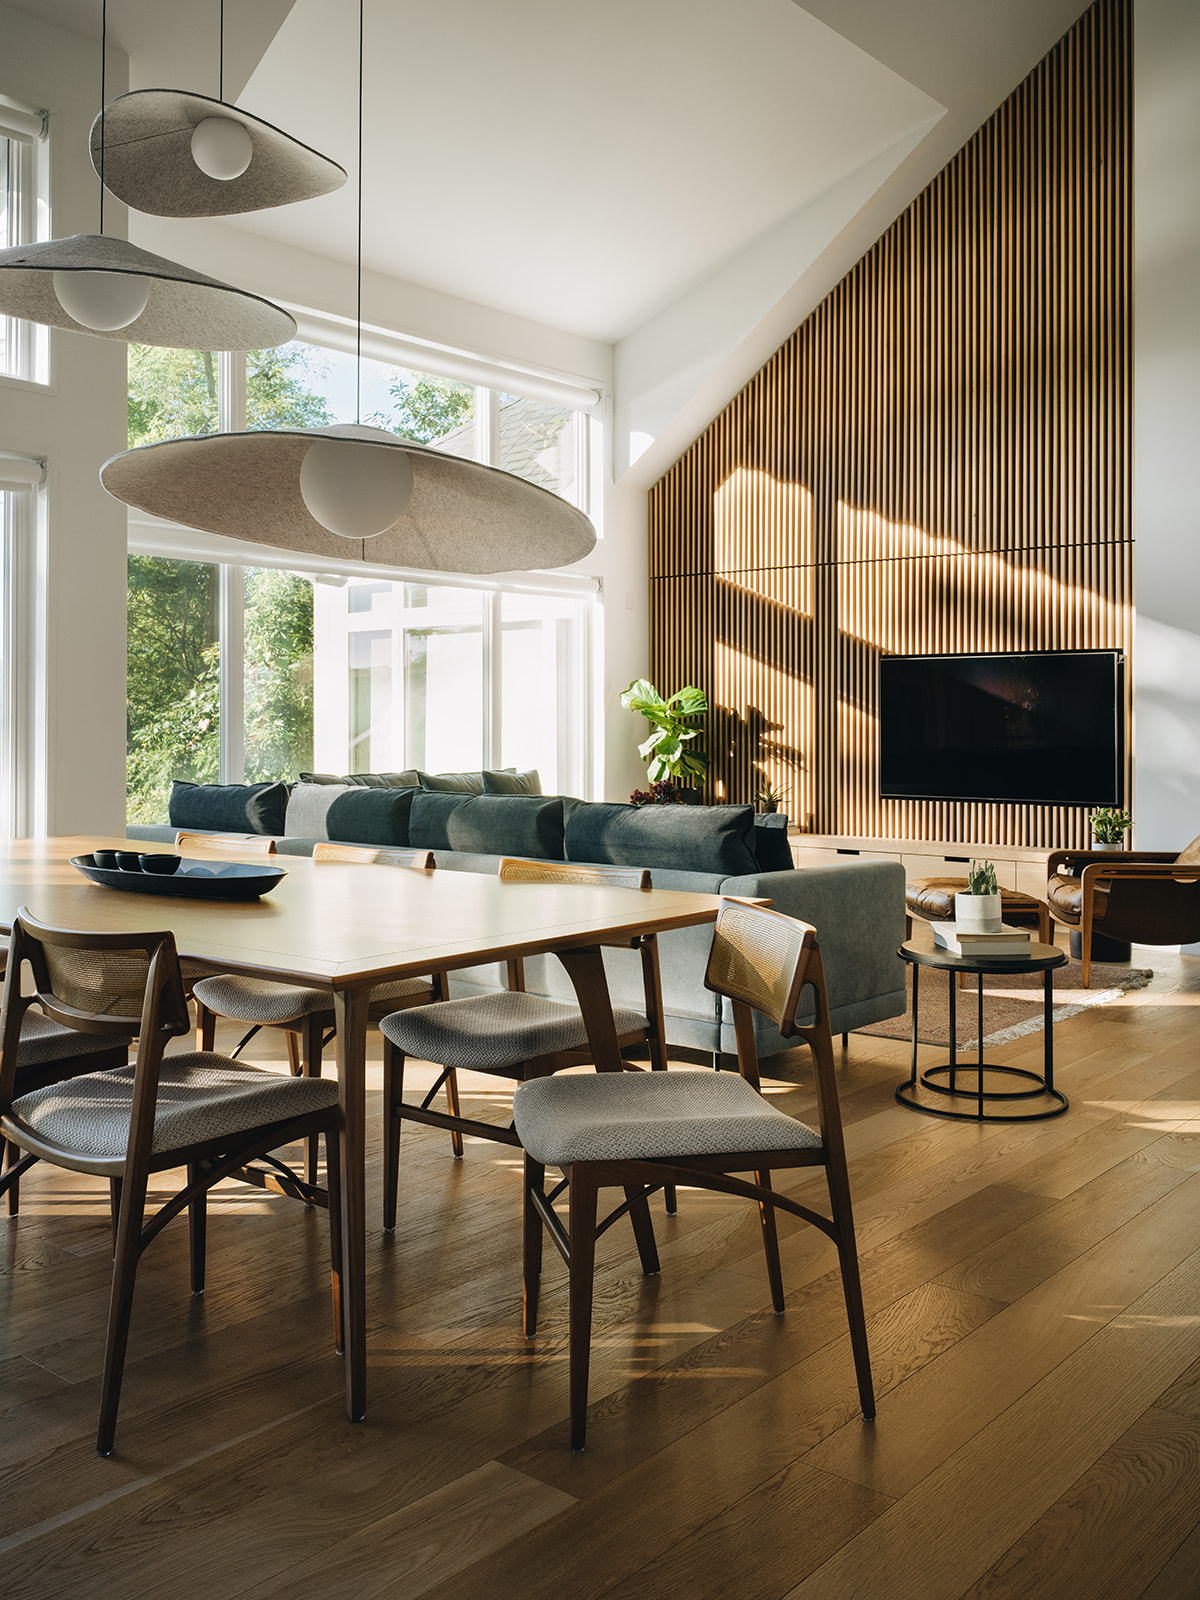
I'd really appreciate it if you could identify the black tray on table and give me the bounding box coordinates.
[70,855,287,902]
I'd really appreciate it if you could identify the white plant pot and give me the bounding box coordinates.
[1090,841,1123,852]
[954,890,1002,932]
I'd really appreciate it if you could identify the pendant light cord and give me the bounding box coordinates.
[219,0,225,102]
[356,0,363,427]
[98,0,106,234]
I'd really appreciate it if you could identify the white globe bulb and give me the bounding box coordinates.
[299,438,414,539]
[53,269,150,331]
[190,116,254,181]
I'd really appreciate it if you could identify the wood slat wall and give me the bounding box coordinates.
[649,0,1131,849]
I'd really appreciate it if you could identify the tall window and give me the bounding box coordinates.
[125,335,596,813]
[0,467,40,838]
[0,98,47,384]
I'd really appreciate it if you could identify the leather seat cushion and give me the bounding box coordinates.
[906,878,1046,924]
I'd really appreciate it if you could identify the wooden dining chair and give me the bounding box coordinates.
[512,900,875,1451]
[175,832,278,857]
[191,842,440,1185]
[378,856,670,1231]
[0,909,342,1456]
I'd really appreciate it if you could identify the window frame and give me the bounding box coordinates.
[0,455,46,838]
[0,95,49,387]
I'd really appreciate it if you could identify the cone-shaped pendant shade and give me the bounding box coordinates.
[91,90,347,218]
[0,233,296,349]
[100,425,597,575]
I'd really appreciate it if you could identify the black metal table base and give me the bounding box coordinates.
[896,941,1070,1122]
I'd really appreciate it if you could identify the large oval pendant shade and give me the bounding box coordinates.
[0,233,296,349]
[91,90,348,218]
[100,425,597,575]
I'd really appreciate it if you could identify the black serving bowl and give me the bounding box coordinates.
[139,853,181,875]
[115,852,144,871]
[92,849,120,869]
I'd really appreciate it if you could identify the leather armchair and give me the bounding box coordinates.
[1046,838,1200,986]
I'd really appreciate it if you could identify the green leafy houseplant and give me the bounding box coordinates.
[1091,807,1132,845]
[620,679,709,787]
[755,777,789,814]
[967,859,998,896]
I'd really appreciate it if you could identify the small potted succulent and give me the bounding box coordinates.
[955,858,1002,932]
[1090,807,1132,851]
[755,777,789,815]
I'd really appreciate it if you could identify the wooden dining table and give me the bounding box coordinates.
[0,836,723,1420]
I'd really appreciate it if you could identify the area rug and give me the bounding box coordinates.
[856,959,1154,1050]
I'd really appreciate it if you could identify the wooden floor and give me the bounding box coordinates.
[3,944,1200,1599]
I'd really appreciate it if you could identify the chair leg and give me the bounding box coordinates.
[326,1123,344,1355]
[109,1176,123,1251]
[188,1165,206,1295]
[444,1068,465,1159]
[97,1164,148,1456]
[624,1185,660,1276]
[523,1154,545,1337]
[196,1000,216,1053]
[568,1166,600,1452]
[756,1169,785,1314]
[825,1163,875,1422]
[300,1016,325,1189]
[3,1138,18,1215]
[382,1038,404,1232]
[285,1029,302,1076]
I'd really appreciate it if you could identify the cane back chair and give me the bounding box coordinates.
[0,910,342,1455]
[512,900,875,1451]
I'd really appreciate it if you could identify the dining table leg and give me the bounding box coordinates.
[333,983,370,1421]
[554,944,624,1071]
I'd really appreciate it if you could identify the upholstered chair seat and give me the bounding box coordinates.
[381,990,648,1076]
[193,972,431,1026]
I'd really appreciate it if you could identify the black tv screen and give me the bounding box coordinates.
[879,651,1123,806]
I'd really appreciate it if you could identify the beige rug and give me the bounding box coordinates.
[857,959,1154,1050]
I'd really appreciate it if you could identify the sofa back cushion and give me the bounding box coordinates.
[563,799,758,876]
[481,768,542,795]
[752,813,793,872]
[299,770,419,789]
[284,782,416,846]
[169,780,289,836]
[448,795,565,860]
[417,770,488,793]
[408,791,472,850]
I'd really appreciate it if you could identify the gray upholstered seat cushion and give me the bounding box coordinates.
[16,1009,132,1066]
[379,989,648,1071]
[513,1070,821,1166]
[192,971,431,1023]
[6,1053,338,1163]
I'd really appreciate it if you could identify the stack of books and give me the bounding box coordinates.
[930,921,1033,956]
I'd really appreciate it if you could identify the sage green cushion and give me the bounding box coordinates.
[168,780,289,836]
[563,799,758,876]
[446,796,565,860]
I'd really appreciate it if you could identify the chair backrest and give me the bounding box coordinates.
[313,842,433,870]
[498,857,651,891]
[0,910,189,1110]
[175,832,277,857]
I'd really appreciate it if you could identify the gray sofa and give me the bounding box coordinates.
[129,778,906,1064]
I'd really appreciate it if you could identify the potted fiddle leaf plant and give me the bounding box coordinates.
[620,679,708,794]
[1090,806,1132,850]
[955,858,1002,932]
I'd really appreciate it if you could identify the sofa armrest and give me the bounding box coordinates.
[719,861,907,1029]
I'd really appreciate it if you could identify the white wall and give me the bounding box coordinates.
[0,3,129,835]
[1133,0,1200,875]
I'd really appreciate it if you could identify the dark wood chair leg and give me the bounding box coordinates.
[3,1138,18,1215]
[624,1184,660,1276]
[382,1038,403,1232]
[188,1165,206,1294]
[300,1016,325,1190]
[285,1029,302,1076]
[523,1154,545,1337]
[825,1163,875,1420]
[568,1166,600,1452]
[109,1176,122,1250]
[755,1169,785,1313]
[326,1124,344,1355]
[97,1164,149,1456]
[444,1068,465,1158]
[196,1000,216,1053]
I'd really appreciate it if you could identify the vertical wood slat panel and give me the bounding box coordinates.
[648,0,1131,851]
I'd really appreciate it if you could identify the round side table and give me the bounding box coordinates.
[895,938,1070,1121]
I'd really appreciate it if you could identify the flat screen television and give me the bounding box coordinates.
[878,650,1124,806]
